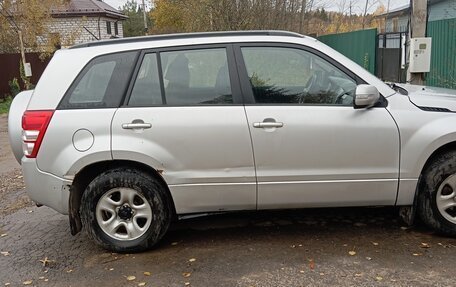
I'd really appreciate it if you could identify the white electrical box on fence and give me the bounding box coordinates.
[409,37,432,73]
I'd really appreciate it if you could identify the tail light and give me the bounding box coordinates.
[22,110,54,158]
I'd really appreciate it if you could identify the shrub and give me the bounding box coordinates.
[8,78,21,98]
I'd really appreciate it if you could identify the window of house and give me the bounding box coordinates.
[159,48,233,105]
[106,21,112,35]
[114,22,119,35]
[393,18,399,32]
[241,47,357,105]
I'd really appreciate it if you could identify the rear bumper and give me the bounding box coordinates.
[22,158,72,214]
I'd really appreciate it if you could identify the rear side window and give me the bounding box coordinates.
[128,53,163,106]
[59,51,138,109]
[160,48,233,105]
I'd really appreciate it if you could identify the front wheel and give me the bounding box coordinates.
[418,151,456,236]
[80,168,172,252]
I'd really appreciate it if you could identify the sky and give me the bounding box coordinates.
[103,0,410,14]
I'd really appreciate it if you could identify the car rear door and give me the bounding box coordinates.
[234,43,400,209]
[111,45,256,214]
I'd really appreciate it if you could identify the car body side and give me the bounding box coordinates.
[12,34,456,218]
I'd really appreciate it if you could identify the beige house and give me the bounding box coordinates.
[50,0,128,47]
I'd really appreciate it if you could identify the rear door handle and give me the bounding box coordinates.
[253,122,284,128]
[122,119,152,130]
[122,123,152,129]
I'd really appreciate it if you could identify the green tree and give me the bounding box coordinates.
[0,0,66,53]
[121,0,152,37]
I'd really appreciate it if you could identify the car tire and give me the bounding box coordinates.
[80,168,172,252]
[418,150,456,236]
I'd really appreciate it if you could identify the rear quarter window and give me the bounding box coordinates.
[58,51,138,109]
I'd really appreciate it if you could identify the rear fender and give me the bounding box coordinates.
[8,90,34,163]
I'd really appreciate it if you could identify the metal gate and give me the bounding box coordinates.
[376,32,408,83]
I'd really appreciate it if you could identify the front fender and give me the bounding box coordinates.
[404,118,456,179]
[396,115,456,205]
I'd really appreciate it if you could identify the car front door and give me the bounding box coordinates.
[111,45,256,214]
[235,44,400,209]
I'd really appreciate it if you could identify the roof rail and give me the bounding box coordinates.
[70,30,304,49]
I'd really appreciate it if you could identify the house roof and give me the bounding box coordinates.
[378,0,449,18]
[52,0,127,20]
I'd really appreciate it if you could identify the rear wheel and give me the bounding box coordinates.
[80,168,171,252]
[418,151,456,236]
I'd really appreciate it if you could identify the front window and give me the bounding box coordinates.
[241,47,357,105]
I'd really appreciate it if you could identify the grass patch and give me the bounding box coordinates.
[0,97,13,115]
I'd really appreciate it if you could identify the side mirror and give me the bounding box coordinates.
[354,85,380,109]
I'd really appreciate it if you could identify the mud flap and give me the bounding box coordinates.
[399,205,415,226]
[399,178,421,226]
[69,185,82,235]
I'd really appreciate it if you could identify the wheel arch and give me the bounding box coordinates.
[68,159,176,236]
[400,141,456,226]
[420,141,456,179]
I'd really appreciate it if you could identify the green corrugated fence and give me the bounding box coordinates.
[318,28,377,74]
[426,18,456,89]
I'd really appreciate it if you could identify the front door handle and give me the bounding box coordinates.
[122,119,152,130]
[253,117,284,129]
[253,121,284,128]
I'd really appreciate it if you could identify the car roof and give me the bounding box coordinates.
[70,30,305,49]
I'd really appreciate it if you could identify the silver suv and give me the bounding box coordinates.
[8,31,456,252]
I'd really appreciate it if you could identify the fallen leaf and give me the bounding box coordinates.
[182,272,191,278]
[299,270,305,274]
[319,272,325,276]
[412,253,422,256]
[355,273,363,277]
[365,257,372,261]
[23,281,33,285]
[309,259,315,270]
[44,279,49,282]
[0,233,7,237]
[138,283,146,286]
[372,242,379,246]
[39,257,54,267]
[5,283,10,286]
[143,271,151,276]
[348,251,356,256]
[421,243,430,248]
[66,269,73,273]
[189,258,196,262]
[109,268,114,271]
[126,276,136,281]
[185,283,190,286]
[39,277,45,280]
[1,251,10,256]
[375,276,383,281]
